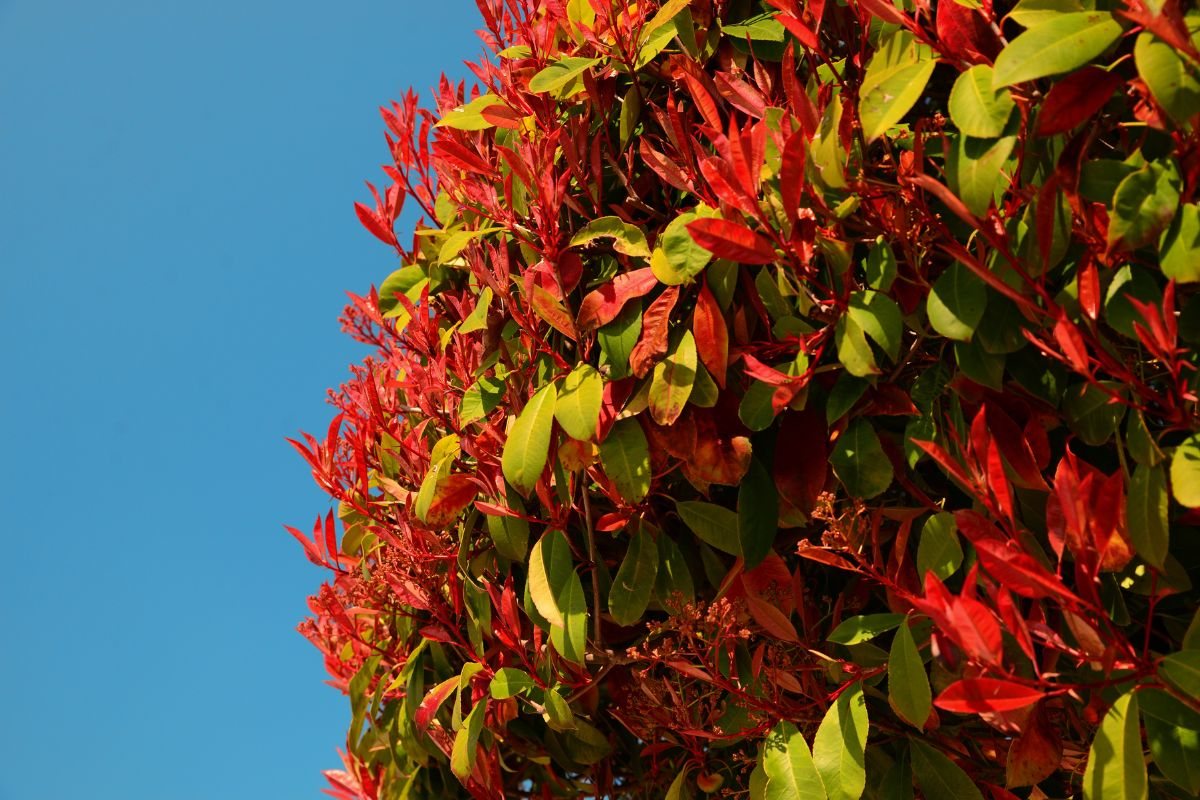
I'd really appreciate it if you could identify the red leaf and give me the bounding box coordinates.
[780,131,808,224]
[1053,316,1090,374]
[354,202,397,246]
[639,140,692,192]
[1077,260,1100,320]
[415,676,459,730]
[686,218,776,264]
[576,268,658,330]
[713,72,767,119]
[531,285,579,340]
[746,595,800,642]
[773,410,828,519]
[935,679,1044,714]
[935,0,999,64]
[693,282,729,386]
[425,474,479,528]
[777,13,820,49]
[1037,67,1123,137]
[629,286,679,377]
[948,592,1003,664]
[1007,705,1063,787]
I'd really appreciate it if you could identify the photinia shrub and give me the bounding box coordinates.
[290,0,1200,797]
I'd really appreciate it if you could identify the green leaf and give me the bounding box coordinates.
[1142,688,1200,729]
[763,721,828,800]
[665,767,691,800]
[1082,691,1147,800]
[528,529,575,628]
[649,331,697,426]
[555,364,603,441]
[461,375,504,425]
[992,12,1123,87]
[948,65,1015,138]
[654,533,695,608]
[599,418,651,503]
[485,490,530,561]
[608,527,659,626]
[889,623,932,730]
[528,56,600,95]
[1108,161,1181,251]
[916,512,963,581]
[909,739,984,800]
[827,374,869,424]
[926,262,988,341]
[502,383,558,495]
[1161,203,1200,283]
[543,686,575,731]
[949,133,1017,217]
[1170,434,1200,508]
[864,238,898,292]
[1135,30,1200,126]
[836,313,880,377]
[1105,265,1163,339]
[598,301,641,380]
[1128,463,1169,570]
[831,419,893,499]
[828,613,907,645]
[1160,651,1200,698]
[1064,381,1126,446]
[848,290,902,361]
[654,210,714,285]
[450,699,487,779]
[813,683,868,800]
[859,31,937,142]
[549,570,589,664]
[1145,711,1200,794]
[566,719,612,765]
[954,338,1005,390]
[739,457,779,569]
[489,667,534,699]
[677,500,741,556]
[569,216,651,258]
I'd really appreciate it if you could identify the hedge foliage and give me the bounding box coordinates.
[290,0,1200,797]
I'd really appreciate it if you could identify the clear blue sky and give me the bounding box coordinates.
[0,2,479,797]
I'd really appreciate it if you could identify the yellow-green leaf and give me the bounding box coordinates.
[812,683,868,800]
[763,721,827,800]
[1170,433,1200,508]
[555,364,603,441]
[992,12,1123,87]
[450,699,487,779]
[860,31,936,142]
[649,331,697,426]
[1082,691,1147,800]
[528,56,601,95]
[528,529,574,628]
[501,383,558,495]
[569,216,651,258]
[948,65,1015,138]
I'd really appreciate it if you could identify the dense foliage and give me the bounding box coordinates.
[290,0,1200,797]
